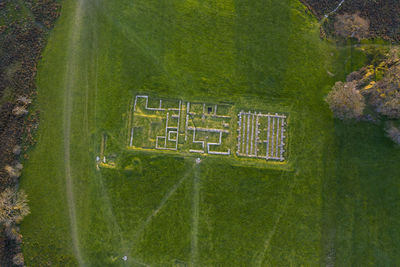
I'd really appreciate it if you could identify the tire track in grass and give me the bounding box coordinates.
[63,0,86,265]
[190,163,200,267]
[253,171,295,267]
[129,258,151,267]
[85,12,151,265]
[95,165,151,265]
[87,24,149,267]
[128,161,195,257]
[87,5,125,257]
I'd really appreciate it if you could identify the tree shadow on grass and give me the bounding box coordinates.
[322,120,400,266]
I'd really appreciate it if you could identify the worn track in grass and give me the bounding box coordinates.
[63,0,86,265]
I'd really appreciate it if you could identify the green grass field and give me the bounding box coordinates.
[20,0,400,266]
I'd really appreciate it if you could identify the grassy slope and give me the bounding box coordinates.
[20,0,400,266]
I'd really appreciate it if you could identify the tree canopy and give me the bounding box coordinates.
[325,81,366,120]
[334,13,369,40]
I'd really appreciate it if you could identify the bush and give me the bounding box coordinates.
[326,81,366,120]
[12,253,24,266]
[378,93,400,119]
[334,13,369,40]
[368,65,400,119]
[0,188,30,227]
[386,124,400,145]
[12,106,28,116]
[4,225,22,244]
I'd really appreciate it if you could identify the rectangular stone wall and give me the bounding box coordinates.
[128,95,287,162]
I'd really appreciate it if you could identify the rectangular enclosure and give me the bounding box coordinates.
[237,111,286,161]
[128,95,288,162]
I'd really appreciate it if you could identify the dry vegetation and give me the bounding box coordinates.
[300,0,400,42]
[0,188,30,227]
[0,0,60,265]
[334,13,369,41]
[326,47,400,144]
[300,0,400,143]
[385,124,400,145]
[326,81,365,120]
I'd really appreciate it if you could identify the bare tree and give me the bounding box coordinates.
[4,225,22,244]
[13,145,21,156]
[385,124,400,145]
[326,81,366,120]
[0,188,30,227]
[334,13,370,40]
[12,252,24,266]
[378,92,400,119]
[4,163,23,179]
[16,95,32,105]
[12,106,28,116]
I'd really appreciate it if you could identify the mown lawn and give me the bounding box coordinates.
[20,0,400,266]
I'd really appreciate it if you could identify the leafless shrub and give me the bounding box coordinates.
[17,96,32,105]
[334,13,370,40]
[346,70,363,82]
[387,47,400,64]
[3,61,22,84]
[386,124,400,145]
[13,145,21,155]
[12,252,24,266]
[14,163,23,171]
[12,106,28,116]
[326,81,366,120]
[0,188,30,227]
[4,225,22,244]
[377,92,400,119]
[368,65,400,119]
[4,165,20,178]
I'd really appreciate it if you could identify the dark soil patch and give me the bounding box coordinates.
[300,0,400,42]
